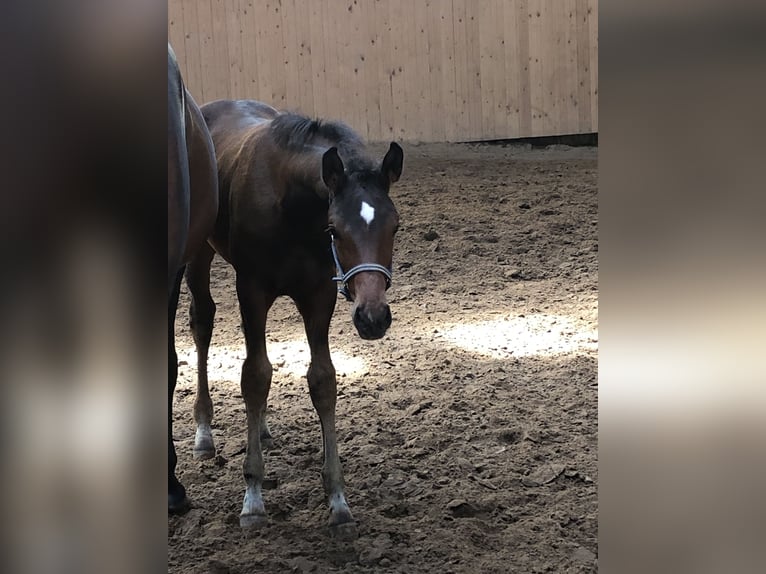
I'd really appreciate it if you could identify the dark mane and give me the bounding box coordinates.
[269,113,374,171]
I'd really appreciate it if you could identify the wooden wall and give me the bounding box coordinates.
[168,0,598,142]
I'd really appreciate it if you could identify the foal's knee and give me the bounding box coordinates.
[242,356,272,398]
[307,362,336,407]
[189,298,216,344]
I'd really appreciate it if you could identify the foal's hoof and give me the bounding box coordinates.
[192,446,216,460]
[329,521,358,540]
[240,513,269,529]
[193,429,216,460]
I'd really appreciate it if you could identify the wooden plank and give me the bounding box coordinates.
[502,0,520,138]
[209,0,231,102]
[541,1,556,136]
[196,0,217,102]
[411,0,431,141]
[548,2,562,135]
[270,0,287,108]
[589,0,598,132]
[464,2,482,140]
[239,0,260,99]
[345,0,367,135]
[436,0,457,141]
[293,0,315,116]
[181,0,203,100]
[561,0,577,135]
[251,1,273,106]
[451,0,470,141]
[358,0,381,140]
[425,0,446,142]
[168,1,187,73]
[280,0,301,111]
[516,0,532,137]
[491,0,508,140]
[395,0,417,140]
[477,1,493,139]
[374,0,395,141]
[223,0,243,99]
[308,0,327,117]
[574,0,590,133]
[528,0,545,136]
[320,0,340,120]
[387,0,411,140]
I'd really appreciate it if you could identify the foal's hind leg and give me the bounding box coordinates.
[236,273,275,528]
[296,289,355,534]
[185,243,217,459]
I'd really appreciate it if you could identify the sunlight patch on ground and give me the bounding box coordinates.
[177,340,368,386]
[265,340,368,378]
[438,314,597,358]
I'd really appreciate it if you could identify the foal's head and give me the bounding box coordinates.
[323,143,403,340]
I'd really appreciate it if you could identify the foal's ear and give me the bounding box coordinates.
[322,147,345,194]
[381,142,404,185]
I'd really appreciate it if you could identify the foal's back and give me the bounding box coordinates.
[201,100,330,277]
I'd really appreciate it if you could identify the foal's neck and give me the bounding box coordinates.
[281,146,329,199]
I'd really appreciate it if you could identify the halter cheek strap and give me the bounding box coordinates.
[330,233,392,301]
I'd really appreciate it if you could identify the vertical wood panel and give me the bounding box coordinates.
[464,3,482,139]
[359,1,381,140]
[168,2,187,69]
[575,0,591,134]
[210,0,231,101]
[224,0,243,98]
[374,0,395,140]
[516,0,532,137]
[478,1,493,139]
[589,0,598,131]
[413,1,432,141]
[280,0,301,111]
[196,1,215,102]
[346,0,368,136]
[502,0,520,138]
[528,1,544,136]
[490,0,508,140]
[308,1,327,117]
[240,0,260,97]
[436,0,457,141]
[179,0,203,100]
[168,0,598,142]
[451,0,470,140]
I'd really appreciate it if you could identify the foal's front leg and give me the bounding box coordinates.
[297,292,355,535]
[236,274,275,528]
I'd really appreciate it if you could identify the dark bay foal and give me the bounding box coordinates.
[186,99,403,534]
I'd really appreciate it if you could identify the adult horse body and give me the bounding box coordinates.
[167,44,218,513]
[186,99,403,533]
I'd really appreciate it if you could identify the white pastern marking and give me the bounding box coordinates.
[360,201,375,225]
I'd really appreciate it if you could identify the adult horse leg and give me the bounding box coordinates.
[296,290,356,536]
[169,267,189,513]
[236,273,275,528]
[185,243,217,459]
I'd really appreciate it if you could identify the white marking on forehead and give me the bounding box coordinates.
[360,201,375,225]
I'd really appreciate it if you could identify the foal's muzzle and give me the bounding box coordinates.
[353,303,392,340]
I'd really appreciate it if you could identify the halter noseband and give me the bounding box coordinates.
[330,232,392,301]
